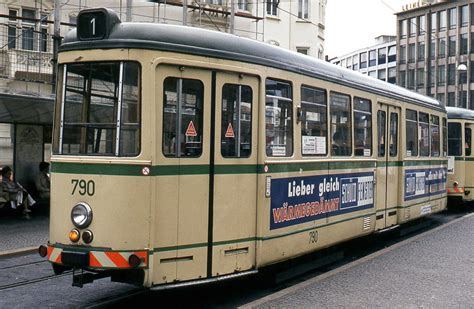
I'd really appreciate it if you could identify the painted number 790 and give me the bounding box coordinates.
[71,179,95,196]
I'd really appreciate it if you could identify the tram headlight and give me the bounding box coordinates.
[71,202,93,229]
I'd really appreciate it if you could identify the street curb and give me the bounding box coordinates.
[0,246,39,258]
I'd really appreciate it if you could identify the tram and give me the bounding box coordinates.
[39,8,448,288]
[446,107,474,203]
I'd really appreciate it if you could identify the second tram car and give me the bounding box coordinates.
[40,8,448,288]
[446,107,474,203]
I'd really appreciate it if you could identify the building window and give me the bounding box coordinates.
[448,35,456,56]
[352,54,358,70]
[406,70,415,88]
[378,47,386,65]
[296,47,309,55]
[471,4,474,26]
[448,8,457,29]
[438,37,446,57]
[418,15,425,35]
[238,0,250,11]
[400,19,407,39]
[388,67,396,84]
[447,92,455,107]
[408,43,415,63]
[368,71,377,78]
[298,0,309,19]
[430,39,436,59]
[448,63,455,85]
[399,70,406,87]
[418,41,425,61]
[470,90,474,109]
[437,93,445,105]
[7,25,17,49]
[471,33,474,53]
[431,12,437,32]
[439,10,447,31]
[266,0,278,16]
[378,69,386,81]
[448,63,456,85]
[461,5,469,27]
[360,53,367,69]
[460,33,468,55]
[368,50,376,67]
[429,65,435,86]
[409,17,416,37]
[22,27,34,51]
[388,45,396,62]
[417,69,424,88]
[346,57,352,69]
[399,45,406,64]
[438,65,445,86]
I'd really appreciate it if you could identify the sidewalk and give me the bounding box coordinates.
[0,212,48,256]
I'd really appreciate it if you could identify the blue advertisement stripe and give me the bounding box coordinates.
[270,172,374,230]
[404,167,447,201]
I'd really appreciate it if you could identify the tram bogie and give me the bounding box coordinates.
[41,8,448,288]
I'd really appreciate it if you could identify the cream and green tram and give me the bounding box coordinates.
[40,8,447,288]
[446,107,474,203]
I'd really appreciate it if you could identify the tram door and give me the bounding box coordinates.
[375,103,400,230]
[211,72,259,276]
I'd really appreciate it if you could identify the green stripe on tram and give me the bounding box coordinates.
[51,159,448,176]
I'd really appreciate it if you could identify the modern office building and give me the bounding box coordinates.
[330,35,397,84]
[396,0,474,108]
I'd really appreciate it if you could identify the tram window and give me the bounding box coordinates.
[221,84,252,158]
[448,122,462,156]
[265,79,293,157]
[406,109,418,156]
[163,77,204,157]
[300,86,327,156]
[465,127,472,156]
[430,115,440,157]
[377,110,386,157]
[56,62,141,156]
[354,97,372,157]
[419,112,430,156]
[389,113,398,157]
[443,118,447,156]
[330,92,351,156]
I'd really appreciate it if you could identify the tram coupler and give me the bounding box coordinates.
[72,269,111,288]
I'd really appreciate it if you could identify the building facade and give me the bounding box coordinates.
[396,0,474,108]
[330,35,397,84]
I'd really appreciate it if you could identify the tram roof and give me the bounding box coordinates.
[61,15,442,111]
[446,106,474,120]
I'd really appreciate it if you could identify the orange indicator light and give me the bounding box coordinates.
[69,229,80,242]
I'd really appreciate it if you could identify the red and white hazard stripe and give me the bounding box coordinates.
[47,245,148,269]
[447,187,464,193]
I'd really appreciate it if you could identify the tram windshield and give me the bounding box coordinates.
[53,62,140,156]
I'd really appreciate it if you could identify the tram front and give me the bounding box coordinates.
[39,10,153,286]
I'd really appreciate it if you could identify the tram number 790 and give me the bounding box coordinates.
[71,179,95,196]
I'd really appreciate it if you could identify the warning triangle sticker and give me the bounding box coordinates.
[225,123,235,138]
[185,121,197,137]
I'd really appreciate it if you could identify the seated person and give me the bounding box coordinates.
[35,162,50,200]
[1,166,35,215]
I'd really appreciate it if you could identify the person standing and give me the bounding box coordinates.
[35,162,50,200]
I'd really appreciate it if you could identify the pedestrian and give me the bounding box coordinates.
[1,166,35,216]
[35,161,50,201]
